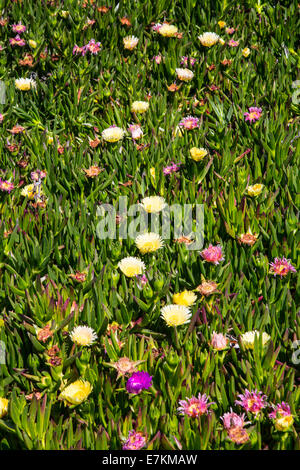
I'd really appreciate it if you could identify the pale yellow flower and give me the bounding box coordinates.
[173,290,197,306]
[161,304,192,327]
[175,68,194,82]
[28,39,37,49]
[15,78,36,91]
[275,415,294,432]
[242,47,251,57]
[59,380,92,406]
[101,126,125,143]
[69,326,97,346]
[123,36,139,50]
[247,184,264,197]
[158,24,178,37]
[135,232,163,254]
[131,101,149,114]
[118,257,145,277]
[0,398,9,418]
[150,168,155,179]
[190,147,208,161]
[21,184,39,200]
[218,37,225,45]
[140,196,166,213]
[241,330,270,349]
[198,32,219,47]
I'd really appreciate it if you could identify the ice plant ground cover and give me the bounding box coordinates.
[0,0,299,451]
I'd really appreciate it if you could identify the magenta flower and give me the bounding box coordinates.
[163,162,181,175]
[135,274,148,287]
[235,389,268,414]
[228,39,239,47]
[152,23,162,31]
[12,23,26,33]
[269,402,292,419]
[9,34,26,46]
[86,39,102,54]
[73,44,86,56]
[0,179,14,193]
[244,107,262,123]
[221,408,250,430]
[126,371,152,394]
[0,114,3,123]
[269,257,296,277]
[179,116,199,130]
[180,56,197,67]
[200,244,224,265]
[177,393,214,418]
[123,430,147,450]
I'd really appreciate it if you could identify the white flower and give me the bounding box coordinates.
[161,304,192,327]
[175,68,194,82]
[101,126,125,142]
[198,32,220,47]
[241,330,271,349]
[69,325,97,346]
[140,196,166,213]
[135,232,164,254]
[15,78,36,91]
[118,257,146,277]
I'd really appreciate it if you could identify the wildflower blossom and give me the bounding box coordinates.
[238,230,258,246]
[240,330,271,349]
[9,34,26,46]
[161,304,192,327]
[244,107,262,123]
[235,389,268,414]
[135,232,163,254]
[140,196,166,213]
[123,430,147,450]
[0,398,9,418]
[83,166,103,177]
[118,257,145,277]
[101,125,125,142]
[200,244,224,265]
[221,409,250,430]
[123,35,139,50]
[157,23,178,37]
[226,27,235,34]
[69,325,97,346]
[110,357,145,379]
[126,371,152,394]
[163,162,181,175]
[15,77,36,91]
[211,332,229,351]
[242,47,251,57]
[227,427,250,444]
[131,101,149,113]
[196,280,218,296]
[247,184,264,196]
[0,179,14,193]
[269,402,292,420]
[59,380,92,406]
[86,38,102,54]
[12,23,26,33]
[179,116,199,130]
[128,123,143,140]
[218,21,226,29]
[269,257,296,277]
[190,147,208,161]
[198,32,219,47]
[175,68,194,81]
[178,394,214,417]
[173,290,197,307]
[228,39,239,47]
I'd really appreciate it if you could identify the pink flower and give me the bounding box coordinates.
[153,54,162,64]
[180,56,197,67]
[12,23,26,33]
[179,116,199,130]
[128,124,143,140]
[31,169,47,181]
[244,107,262,123]
[226,27,235,34]
[9,34,26,46]
[73,44,86,56]
[269,402,291,419]
[235,389,268,414]
[152,23,162,31]
[0,114,3,123]
[177,394,214,417]
[163,162,181,175]
[0,179,14,193]
[211,332,228,350]
[221,408,250,430]
[200,244,224,265]
[135,274,148,287]
[228,39,239,47]
[86,39,102,54]
[122,430,147,450]
[269,257,296,277]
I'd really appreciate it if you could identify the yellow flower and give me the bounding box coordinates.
[47,134,54,145]
[175,68,194,82]
[161,304,192,327]
[61,10,69,18]
[241,330,271,349]
[140,196,166,213]
[198,32,219,47]
[69,326,97,346]
[275,415,294,432]
[118,257,145,277]
[21,184,38,200]
[190,147,208,161]
[101,126,125,143]
[135,232,164,254]
[242,47,251,57]
[0,318,4,330]
[173,290,197,306]
[0,398,8,418]
[59,380,92,406]
[158,24,178,37]
[247,184,264,197]
[29,39,37,49]
[123,36,139,50]
[150,167,155,179]
[218,21,226,29]
[15,78,36,91]
[218,37,225,45]
[131,101,149,113]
